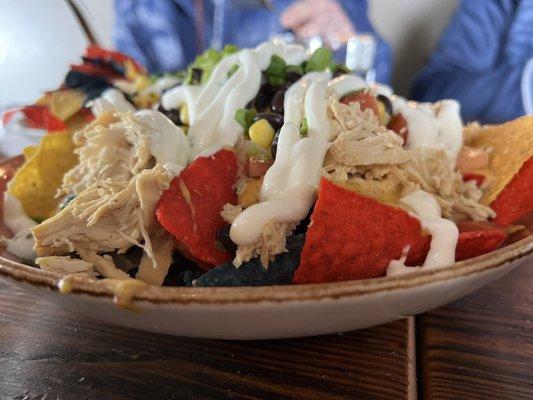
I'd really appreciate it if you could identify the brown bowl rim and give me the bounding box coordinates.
[0,235,531,305]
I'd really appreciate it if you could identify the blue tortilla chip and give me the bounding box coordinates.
[192,234,305,287]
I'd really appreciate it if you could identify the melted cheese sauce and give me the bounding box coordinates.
[59,276,147,310]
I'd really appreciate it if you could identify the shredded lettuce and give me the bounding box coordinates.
[186,44,239,85]
[265,55,287,86]
[235,109,257,133]
[305,47,333,73]
[300,117,308,137]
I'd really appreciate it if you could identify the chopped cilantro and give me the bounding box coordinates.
[265,55,287,86]
[234,109,257,133]
[300,117,308,137]
[305,47,333,73]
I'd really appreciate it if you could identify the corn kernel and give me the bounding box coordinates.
[238,178,262,208]
[377,101,391,126]
[249,119,275,149]
[179,104,189,126]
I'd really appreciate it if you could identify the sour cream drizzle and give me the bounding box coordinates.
[158,40,464,259]
[400,190,458,268]
[230,72,332,246]
[134,110,190,167]
[161,40,308,158]
[2,193,37,259]
[391,97,463,165]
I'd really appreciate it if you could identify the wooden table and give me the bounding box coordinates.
[0,265,531,400]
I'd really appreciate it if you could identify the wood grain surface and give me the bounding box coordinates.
[418,265,533,400]
[0,265,531,399]
[0,283,414,400]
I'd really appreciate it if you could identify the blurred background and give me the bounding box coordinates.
[0,0,459,107]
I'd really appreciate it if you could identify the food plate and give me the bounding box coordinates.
[1,41,531,339]
[0,236,531,339]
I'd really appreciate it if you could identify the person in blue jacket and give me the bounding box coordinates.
[113,0,391,83]
[411,0,533,124]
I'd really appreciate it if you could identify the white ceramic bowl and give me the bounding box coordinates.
[1,235,531,339]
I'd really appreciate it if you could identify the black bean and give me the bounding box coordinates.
[260,72,268,86]
[333,70,348,78]
[271,90,285,114]
[216,225,237,254]
[157,104,182,126]
[251,91,270,112]
[190,68,203,85]
[377,94,394,117]
[286,71,302,84]
[271,130,280,159]
[253,113,284,131]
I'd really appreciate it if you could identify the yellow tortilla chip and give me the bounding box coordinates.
[334,177,404,207]
[22,146,38,161]
[36,89,86,121]
[467,116,533,204]
[9,132,78,220]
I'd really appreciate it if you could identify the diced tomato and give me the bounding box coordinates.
[339,90,380,117]
[387,113,409,144]
[246,157,273,178]
[462,172,485,186]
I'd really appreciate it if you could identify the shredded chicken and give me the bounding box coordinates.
[30,110,182,282]
[135,234,175,286]
[221,203,243,223]
[35,256,98,278]
[60,112,154,196]
[220,203,297,268]
[33,166,172,279]
[234,220,297,268]
[325,98,495,222]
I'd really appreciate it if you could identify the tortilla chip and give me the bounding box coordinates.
[8,132,78,220]
[467,116,533,204]
[490,157,533,226]
[156,149,239,268]
[455,221,507,261]
[293,179,429,284]
[36,89,86,121]
[334,176,404,206]
[22,146,38,161]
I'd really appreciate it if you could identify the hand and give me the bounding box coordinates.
[280,0,355,43]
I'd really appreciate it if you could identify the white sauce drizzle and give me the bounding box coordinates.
[2,193,37,259]
[392,97,463,165]
[90,88,135,116]
[231,72,331,245]
[159,40,463,256]
[161,40,308,158]
[134,110,191,167]
[399,190,458,268]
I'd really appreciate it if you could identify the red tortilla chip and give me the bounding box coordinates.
[293,179,429,284]
[455,221,507,261]
[491,157,533,226]
[156,149,239,268]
